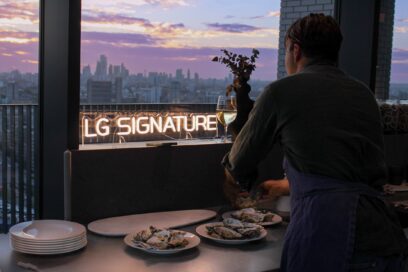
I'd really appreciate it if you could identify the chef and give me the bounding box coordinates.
[222,13,408,271]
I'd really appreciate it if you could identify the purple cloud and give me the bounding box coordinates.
[0,2,38,21]
[206,23,262,33]
[82,13,154,28]
[81,32,160,45]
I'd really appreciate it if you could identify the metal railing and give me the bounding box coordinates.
[0,104,39,233]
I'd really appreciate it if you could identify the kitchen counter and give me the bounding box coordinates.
[0,221,287,272]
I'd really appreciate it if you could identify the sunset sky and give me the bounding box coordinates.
[0,0,407,82]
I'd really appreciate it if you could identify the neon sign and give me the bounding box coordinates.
[82,113,217,138]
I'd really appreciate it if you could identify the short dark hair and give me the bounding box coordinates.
[285,13,343,62]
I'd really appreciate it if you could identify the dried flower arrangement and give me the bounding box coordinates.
[212,48,260,96]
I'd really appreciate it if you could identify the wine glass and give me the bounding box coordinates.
[216,95,237,142]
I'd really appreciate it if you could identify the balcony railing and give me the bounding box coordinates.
[0,104,39,233]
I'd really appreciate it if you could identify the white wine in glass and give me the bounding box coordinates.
[216,95,237,142]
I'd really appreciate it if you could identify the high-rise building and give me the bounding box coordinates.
[187,69,191,81]
[375,0,396,100]
[175,69,183,81]
[277,0,335,79]
[95,55,108,79]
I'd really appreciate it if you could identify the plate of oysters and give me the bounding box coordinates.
[222,208,282,226]
[124,226,200,255]
[195,218,267,245]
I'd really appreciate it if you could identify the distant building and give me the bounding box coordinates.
[6,81,16,103]
[375,0,396,100]
[95,55,108,80]
[114,77,123,103]
[175,69,184,82]
[87,79,112,103]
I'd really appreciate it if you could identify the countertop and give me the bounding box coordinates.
[0,220,287,272]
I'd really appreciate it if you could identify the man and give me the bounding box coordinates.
[222,14,408,271]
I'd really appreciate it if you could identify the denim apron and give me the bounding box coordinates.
[280,159,382,272]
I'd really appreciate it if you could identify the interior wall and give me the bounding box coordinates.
[66,143,284,224]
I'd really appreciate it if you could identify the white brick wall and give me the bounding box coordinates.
[277,0,335,79]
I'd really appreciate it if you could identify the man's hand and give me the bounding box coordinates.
[260,178,290,200]
[223,170,257,209]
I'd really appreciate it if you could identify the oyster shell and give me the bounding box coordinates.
[214,226,243,239]
[133,226,189,250]
[241,212,265,223]
[146,235,168,250]
[168,232,188,248]
[236,227,262,238]
[223,218,244,229]
[134,228,152,242]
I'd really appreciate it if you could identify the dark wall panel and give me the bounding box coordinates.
[68,144,284,224]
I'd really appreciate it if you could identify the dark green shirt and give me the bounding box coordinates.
[223,63,408,256]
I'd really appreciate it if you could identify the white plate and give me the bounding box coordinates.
[10,220,86,241]
[11,237,87,249]
[88,209,216,237]
[124,230,200,255]
[11,241,87,255]
[221,210,283,226]
[11,239,87,251]
[11,233,86,245]
[195,223,267,245]
[11,242,87,252]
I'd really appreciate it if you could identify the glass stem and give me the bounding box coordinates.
[224,125,228,142]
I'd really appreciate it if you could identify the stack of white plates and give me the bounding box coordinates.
[9,220,87,255]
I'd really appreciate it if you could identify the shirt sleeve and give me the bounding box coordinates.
[222,85,280,190]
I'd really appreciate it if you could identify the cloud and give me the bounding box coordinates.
[395,26,408,33]
[249,11,280,20]
[82,13,154,28]
[15,50,28,55]
[21,59,38,64]
[267,11,281,17]
[83,0,189,10]
[82,32,161,46]
[398,18,408,23]
[143,0,189,8]
[0,1,38,21]
[206,23,262,33]
[391,48,408,83]
[0,31,38,44]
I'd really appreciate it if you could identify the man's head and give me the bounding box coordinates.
[285,13,343,75]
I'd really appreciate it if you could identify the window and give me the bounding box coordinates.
[80,0,280,145]
[389,0,408,100]
[0,0,39,232]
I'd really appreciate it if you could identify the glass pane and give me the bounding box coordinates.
[0,0,40,232]
[80,0,280,145]
[389,0,408,100]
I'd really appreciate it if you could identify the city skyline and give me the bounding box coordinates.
[0,0,408,82]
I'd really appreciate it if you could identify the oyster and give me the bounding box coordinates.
[133,226,189,250]
[214,227,243,239]
[146,235,168,250]
[209,232,223,239]
[242,222,262,229]
[168,232,188,248]
[154,229,171,240]
[236,227,262,238]
[241,212,265,223]
[134,228,153,242]
[223,218,244,229]
[232,208,256,219]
